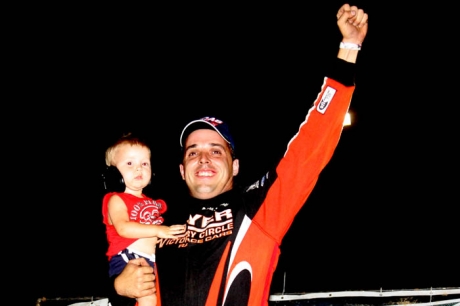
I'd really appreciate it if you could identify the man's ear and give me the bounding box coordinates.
[232,159,239,176]
[179,164,185,180]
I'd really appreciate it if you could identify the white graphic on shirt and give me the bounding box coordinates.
[223,215,252,303]
[157,207,234,248]
[129,199,164,225]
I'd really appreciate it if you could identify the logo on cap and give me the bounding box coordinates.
[202,117,224,127]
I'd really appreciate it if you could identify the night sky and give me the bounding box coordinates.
[28,2,458,304]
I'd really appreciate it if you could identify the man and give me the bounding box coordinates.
[111,3,369,305]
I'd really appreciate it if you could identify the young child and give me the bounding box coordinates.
[102,134,186,306]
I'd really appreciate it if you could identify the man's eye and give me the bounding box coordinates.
[188,151,197,157]
[212,150,222,155]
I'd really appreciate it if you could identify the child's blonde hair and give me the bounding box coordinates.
[105,133,151,166]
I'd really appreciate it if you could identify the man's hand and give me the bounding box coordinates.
[337,3,368,45]
[114,258,156,298]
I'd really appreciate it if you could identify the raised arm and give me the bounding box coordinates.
[336,3,369,63]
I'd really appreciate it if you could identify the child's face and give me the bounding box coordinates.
[114,144,152,192]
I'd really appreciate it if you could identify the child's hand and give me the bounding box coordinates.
[157,224,187,239]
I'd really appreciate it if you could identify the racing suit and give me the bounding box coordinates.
[154,58,356,306]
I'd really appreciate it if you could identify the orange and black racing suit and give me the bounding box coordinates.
[154,58,357,306]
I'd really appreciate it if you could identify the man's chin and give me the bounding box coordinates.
[191,186,217,199]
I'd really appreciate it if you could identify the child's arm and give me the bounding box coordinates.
[108,195,186,239]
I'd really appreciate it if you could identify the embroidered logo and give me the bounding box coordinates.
[317,86,336,114]
[202,116,224,127]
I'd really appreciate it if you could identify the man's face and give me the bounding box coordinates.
[180,129,239,199]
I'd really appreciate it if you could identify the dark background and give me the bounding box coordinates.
[26,1,459,304]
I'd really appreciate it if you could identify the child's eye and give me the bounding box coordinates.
[127,162,132,165]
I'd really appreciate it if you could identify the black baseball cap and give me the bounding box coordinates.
[180,116,236,156]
